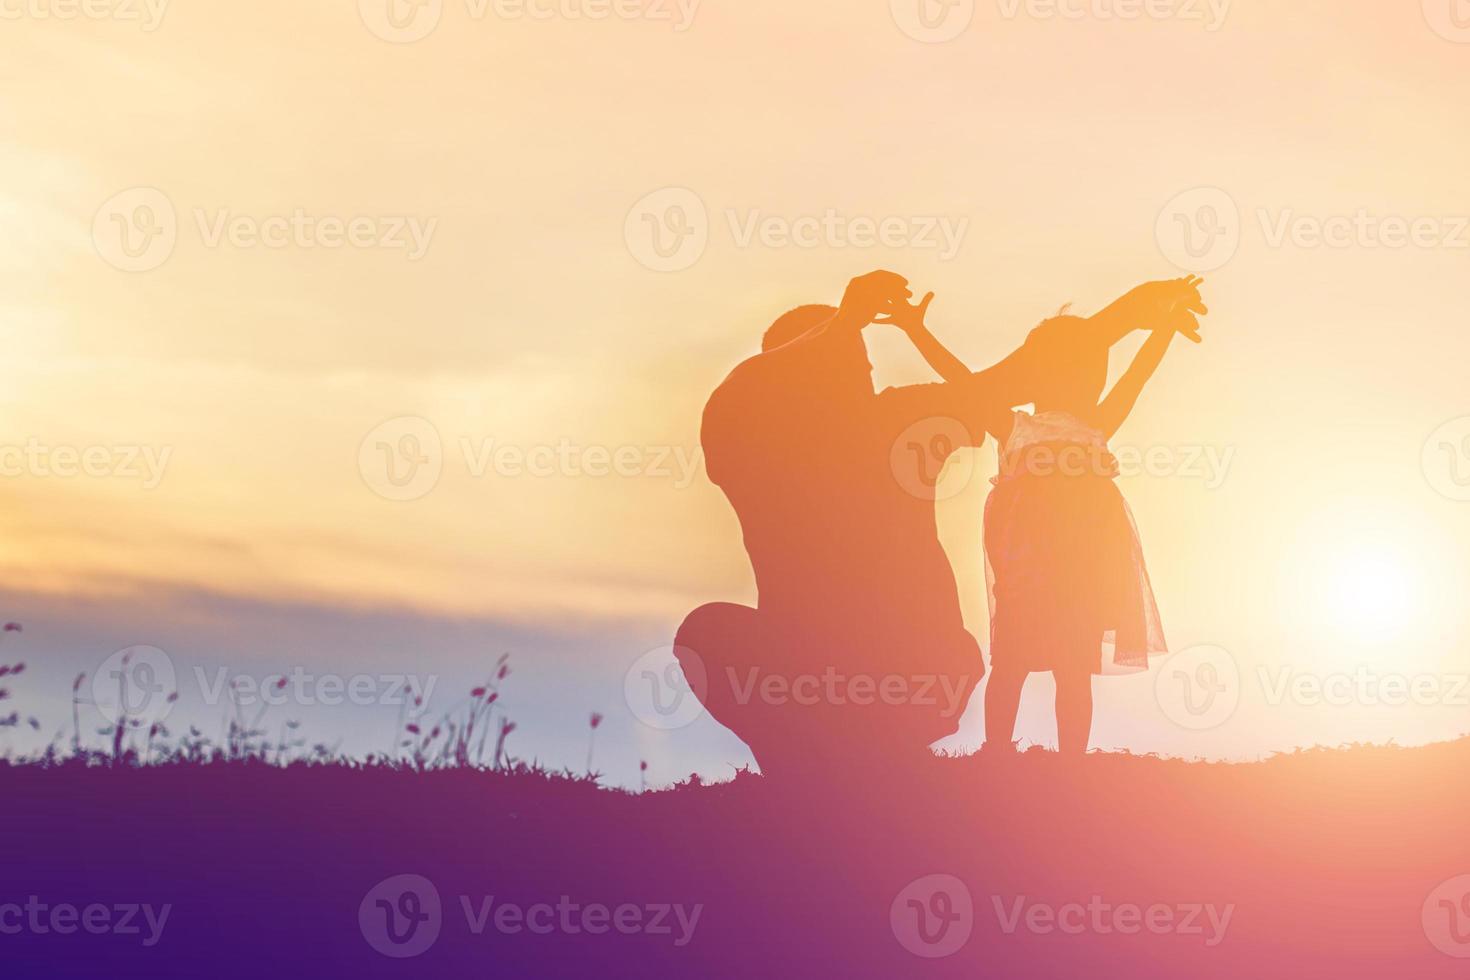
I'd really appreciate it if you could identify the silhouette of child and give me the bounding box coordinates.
[891,277,1208,755]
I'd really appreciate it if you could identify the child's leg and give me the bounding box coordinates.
[983,664,1027,750]
[1054,666,1094,756]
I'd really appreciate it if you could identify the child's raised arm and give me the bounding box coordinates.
[879,292,972,384]
[1091,276,1208,348]
[1089,309,1201,440]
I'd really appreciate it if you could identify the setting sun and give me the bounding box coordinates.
[1281,496,1461,658]
[1318,544,1417,639]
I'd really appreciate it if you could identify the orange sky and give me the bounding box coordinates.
[3,0,1469,777]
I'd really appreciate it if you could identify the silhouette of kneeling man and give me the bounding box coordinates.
[676,271,1030,778]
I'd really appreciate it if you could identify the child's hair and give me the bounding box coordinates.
[1023,306,1109,412]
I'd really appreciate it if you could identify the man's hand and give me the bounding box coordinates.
[874,291,935,335]
[838,270,913,327]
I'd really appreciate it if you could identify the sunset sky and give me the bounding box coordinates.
[2,0,1469,786]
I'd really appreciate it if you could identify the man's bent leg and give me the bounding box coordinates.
[674,603,809,775]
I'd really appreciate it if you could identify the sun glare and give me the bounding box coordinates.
[1278,497,1462,653]
[1316,546,1417,638]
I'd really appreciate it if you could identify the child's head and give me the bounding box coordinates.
[1023,308,1109,415]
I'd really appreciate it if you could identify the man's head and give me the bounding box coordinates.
[762,304,838,352]
[762,303,874,395]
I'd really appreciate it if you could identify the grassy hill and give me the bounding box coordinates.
[4,741,1470,977]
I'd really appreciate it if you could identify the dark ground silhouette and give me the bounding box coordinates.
[5,740,1470,978]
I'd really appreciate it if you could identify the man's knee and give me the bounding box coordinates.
[673,603,759,728]
[674,602,758,675]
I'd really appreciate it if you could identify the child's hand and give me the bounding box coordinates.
[874,291,935,335]
[1130,276,1209,325]
[1168,308,1205,344]
[1170,275,1209,317]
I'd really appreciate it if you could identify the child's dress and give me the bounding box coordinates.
[983,410,1167,675]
